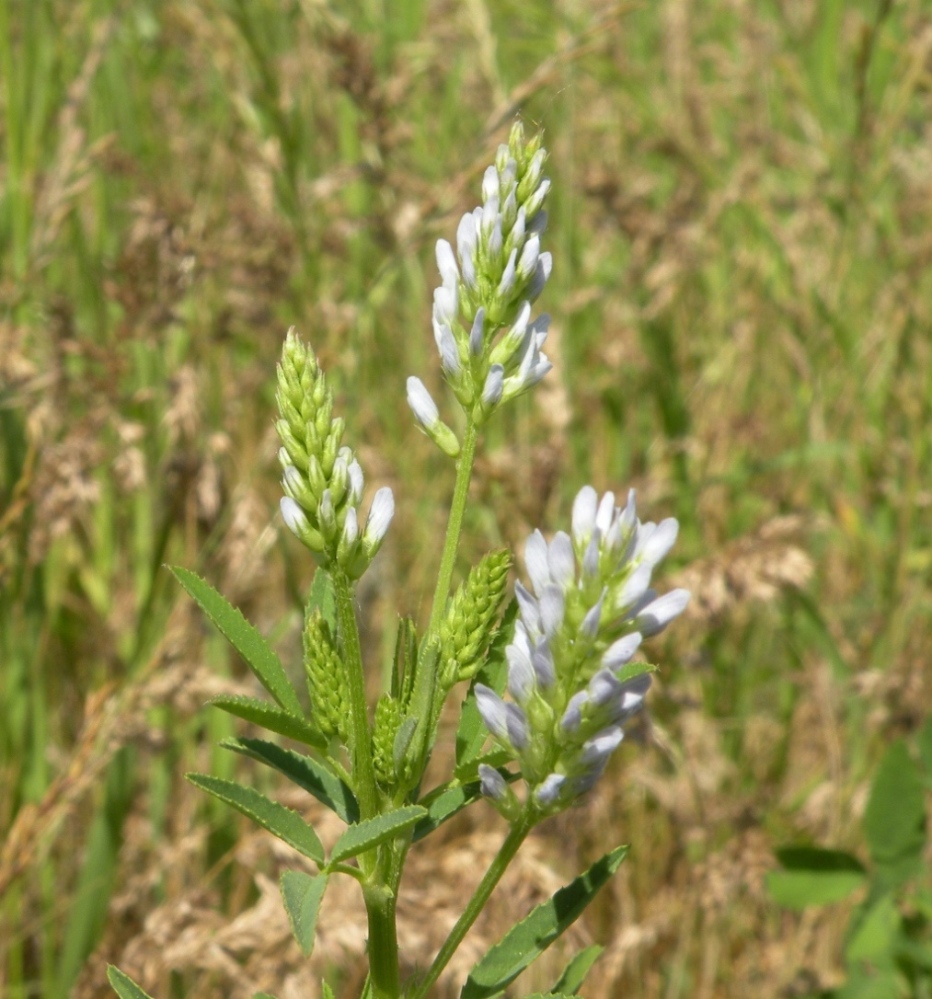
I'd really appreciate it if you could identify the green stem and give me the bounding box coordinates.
[410,816,533,999]
[332,568,379,823]
[428,418,480,636]
[362,882,401,999]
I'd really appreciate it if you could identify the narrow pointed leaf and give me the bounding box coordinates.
[223,736,358,824]
[460,845,628,999]
[306,568,337,632]
[414,769,519,842]
[552,945,603,994]
[281,870,328,956]
[107,967,154,999]
[209,694,326,749]
[187,773,324,864]
[330,806,428,865]
[170,566,303,716]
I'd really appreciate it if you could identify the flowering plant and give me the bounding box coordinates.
[109,123,688,999]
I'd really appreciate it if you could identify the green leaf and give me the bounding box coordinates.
[845,892,900,966]
[306,568,337,632]
[460,845,628,999]
[223,737,359,824]
[863,740,925,889]
[329,805,428,865]
[280,870,328,956]
[107,967,155,999]
[916,717,932,783]
[186,773,324,864]
[413,782,483,842]
[455,601,515,770]
[414,770,519,842]
[209,694,326,750]
[253,994,278,998]
[552,945,604,994]
[170,567,303,716]
[766,847,867,909]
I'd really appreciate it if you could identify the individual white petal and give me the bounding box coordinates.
[435,238,459,288]
[602,632,643,669]
[479,763,507,800]
[482,164,499,204]
[582,533,601,579]
[280,497,309,537]
[497,248,517,298]
[469,308,485,356]
[475,684,508,740]
[636,588,691,636]
[547,531,575,591]
[616,561,653,611]
[572,486,598,545]
[438,324,461,376]
[616,672,652,713]
[347,459,364,505]
[535,773,566,807]
[363,487,394,548]
[588,668,621,707]
[639,517,679,566]
[525,529,551,595]
[580,588,606,639]
[531,638,555,688]
[482,365,504,408]
[581,725,624,766]
[487,218,503,260]
[505,703,530,750]
[341,506,359,545]
[538,582,565,638]
[595,491,617,536]
[514,580,542,635]
[406,376,439,428]
[506,642,536,704]
[528,207,548,236]
[527,250,552,300]
[561,690,588,732]
[516,233,540,281]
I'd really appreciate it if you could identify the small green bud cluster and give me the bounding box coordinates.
[407,122,554,449]
[477,486,690,819]
[303,612,349,744]
[372,694,403,790]
[440,548,512,685]
[276,328,394,579]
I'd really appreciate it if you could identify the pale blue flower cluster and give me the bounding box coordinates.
[407,122,554,451]
[476,485,690,816]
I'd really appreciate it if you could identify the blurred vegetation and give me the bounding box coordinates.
[1,0,930,997]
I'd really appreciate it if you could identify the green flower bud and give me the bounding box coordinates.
[372,694,403,790]
[441,548,513,685]
[303,612,349,743]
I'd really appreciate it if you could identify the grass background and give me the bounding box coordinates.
[1,0,931,996]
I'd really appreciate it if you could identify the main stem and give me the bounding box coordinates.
[428,418,480,636]
[332,568,378,823]
[410,816,533,999]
